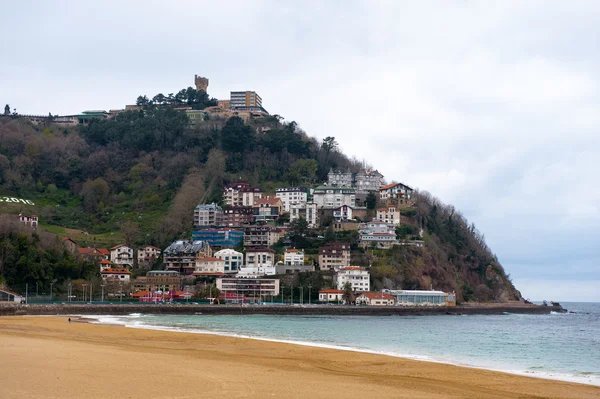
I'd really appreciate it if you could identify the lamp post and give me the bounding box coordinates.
[82,284,87,303]
[50,282,53,302]
[101,285,105,302]
[89,283,93,304]
[308,284,312,305]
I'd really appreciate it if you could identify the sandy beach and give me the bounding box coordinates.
[0,317,598,399]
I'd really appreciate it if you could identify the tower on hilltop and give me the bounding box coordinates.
[195,75,209,92]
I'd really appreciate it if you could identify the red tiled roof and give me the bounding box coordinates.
[340,266,364,271]
[254,197,281,206]
[99,259,112,265]
[378,183,399,191]
[100,268,131,275]
[285,249,299,253]
[358,292,395,300]
[97,248,110,255]
[111,244,127,250]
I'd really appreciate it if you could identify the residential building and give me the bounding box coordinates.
[230,91,262,108]
[137,245,161,265]
[223,182,263,207]
[17,213,38,229]
[376,206,401,226]
[193,203,224,227]
[163,240,212,275]
[133,270,181,293]
[284,248,304,266]
[332,221,359,232]
[252,197,282,222]
[245,248,275,268]
[378,182,413,201]
[216,277,280,301]
[193,257,226,276]
[318,289,344,303]
[275,187,307,212]
[186,109,208,127]
[222,206,253,227]
[99,259,113,271]
[355,169,384,193]
[384,290,456,306]
[312,186,356,209]
[214,248,244,273]
[318,242,351,271]
[100,268,131,282]
[243,225,283,248]
[327,168,353,187]
[355,292,396,306]
[335,267,370,292]
[359,222,398,248]
[78,247,109,261]
[192,228,244,248]
[289,202,319,228]
[274,264,315,274]
[237,265,277,277]
[110,244,135,268]
[0,288,23,303]
[333,205,353,221]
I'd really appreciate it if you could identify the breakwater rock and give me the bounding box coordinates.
[0,303,564,317]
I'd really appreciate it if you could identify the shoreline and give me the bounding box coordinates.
[83,313,599,387]
[1,316,598,398]
[0,302,564,317]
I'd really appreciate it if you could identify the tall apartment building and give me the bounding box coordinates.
[328,168,353,187]
[223,182,263,207]
[222,206,254,227]
[133,270,181,293]
[163,240,212,275]
[335,267,370,292]
[230,91,262,108]
[193,203,224,227]
[243,225,284,248]
[275,187,307,212]
[318,242,351,271]
[290,202,319,228]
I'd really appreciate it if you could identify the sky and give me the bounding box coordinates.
[1,0,599,301]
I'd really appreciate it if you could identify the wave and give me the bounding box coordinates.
[83,314,600,387]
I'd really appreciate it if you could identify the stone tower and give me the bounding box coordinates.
[195,75,209,92]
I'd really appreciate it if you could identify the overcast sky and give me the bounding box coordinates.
[2,1,599,301]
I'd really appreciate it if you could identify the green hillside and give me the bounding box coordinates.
[0,89,521,302]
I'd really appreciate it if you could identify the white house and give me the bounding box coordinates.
[290,202,319,228]
[137,245,161,265]
[110,244,135,268]
[284,248,305,266]
[245,248,275,268]
[193,257,226,275]
[214,248,244,273]
[335,267,370,292]
[17,214,38,229]
[312,186,356,209]
[100,267,131,281]
[378,182,413,201]
[237,265,277,277]
[333,205,353,221]
[376,206,401,226]
[318,289,344,303]
[355,292,396,306]
[275,187,307,212]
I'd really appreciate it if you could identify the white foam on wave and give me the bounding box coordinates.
[84,315,600,387]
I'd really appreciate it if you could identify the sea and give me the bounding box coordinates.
[84,302,600,386]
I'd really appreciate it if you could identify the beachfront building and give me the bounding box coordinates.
[110,244,135,268]
[318,289,344,303]
[0,288,23,303]
[275,187,307,212]
[132,270,181,293]
[216,277,280,302]
[193,203,224,227]
[214,248,243,273]
[100,267,131,281]
[355,292,396,306]
[163,240,212,275]
[384,290,456,306]
[137,245,161,265]
[312,186,356,209]
[335,267,370,292]
[284,248,304,266]
[193,257,226,276]
[318,242,351,271]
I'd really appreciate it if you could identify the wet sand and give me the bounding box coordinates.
[0,316,598,399]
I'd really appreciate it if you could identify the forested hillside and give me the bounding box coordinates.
[0,89,520,302]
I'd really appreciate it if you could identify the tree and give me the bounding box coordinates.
[136,95,150,107]
[220,116,255,153]
[322,136,338,161]
[120,221,140,247]
[342,281,353,305]
[366,192,377,210]
[4,104,10,115]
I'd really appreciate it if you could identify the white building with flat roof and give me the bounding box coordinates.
[335,267,370,292]
[284,248,304,266]
[275,187,307,212]
[214,248,243,273]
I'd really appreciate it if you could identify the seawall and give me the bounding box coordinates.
[0,303,564,317]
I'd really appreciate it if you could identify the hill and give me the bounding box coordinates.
[0,89,521,302]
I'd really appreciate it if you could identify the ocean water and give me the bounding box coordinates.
[85,302,600,386]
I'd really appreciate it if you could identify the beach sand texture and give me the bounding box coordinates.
[0,317,598,399]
